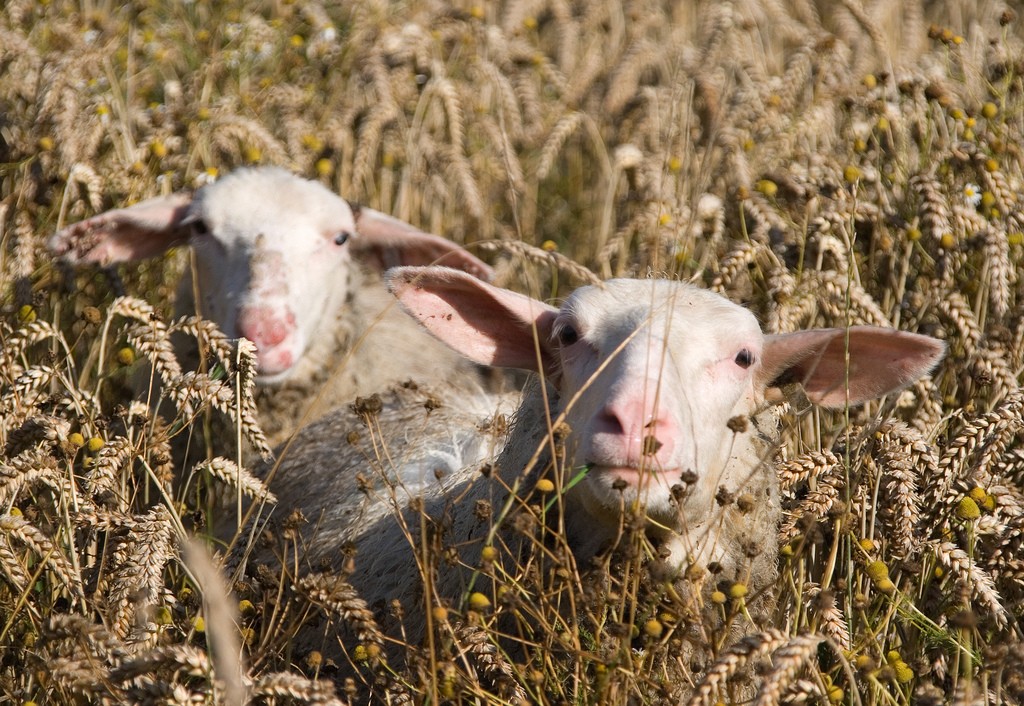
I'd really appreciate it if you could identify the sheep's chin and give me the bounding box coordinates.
[575,465,683,526]
[252,340,304,383]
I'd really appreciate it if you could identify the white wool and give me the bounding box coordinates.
[51,168,493,451]
[242,270,942,691]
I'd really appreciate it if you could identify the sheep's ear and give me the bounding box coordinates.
[351,207,494,281]
[48,193,194,265]
[387,266,558,372]
[759,326,945,408]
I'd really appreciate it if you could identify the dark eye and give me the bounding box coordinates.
[191,219,210,236]
[734,349,755,368]
[334,231,352,246]
[556,324,579,347]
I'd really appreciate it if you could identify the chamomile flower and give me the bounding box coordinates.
[963,182,982,206]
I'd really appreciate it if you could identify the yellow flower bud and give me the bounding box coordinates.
[893,660,914,683]
[644,619,663,638]
[315,158,333,177]
[17,305,36,323]
[154,605,173,625]
[755,179,778,197]
[865,560,889,583]
[956,496,981,520]
[468,592,491,611]
[728,582,748,599]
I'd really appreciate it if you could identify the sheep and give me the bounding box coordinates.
[48,167,495,450]
[250,266,944,691]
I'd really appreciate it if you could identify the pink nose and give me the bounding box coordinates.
[591,394,676,467]
[237,305,294,349]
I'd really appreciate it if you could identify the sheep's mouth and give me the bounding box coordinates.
[588,464,684,488]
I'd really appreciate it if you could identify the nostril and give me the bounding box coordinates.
[594,406,626,436]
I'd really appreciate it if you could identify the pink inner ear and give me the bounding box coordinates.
[761,326,945,408]
[387,266,558,371]
[49,192,194,265]
[351,208,494,281]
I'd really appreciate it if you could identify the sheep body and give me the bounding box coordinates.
[49,168,494,450]
[253,267,944,691]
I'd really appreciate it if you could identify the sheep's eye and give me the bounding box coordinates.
[556,325,579,347]
[333,231,352,246]
[191,219,210,236]
[734,349,755,368]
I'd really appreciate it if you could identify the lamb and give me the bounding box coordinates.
[48,167,494,450]
[251,266,944,690]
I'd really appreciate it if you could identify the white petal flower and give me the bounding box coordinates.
[963,183,982,206]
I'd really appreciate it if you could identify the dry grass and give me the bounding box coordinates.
[2,0,1024,703]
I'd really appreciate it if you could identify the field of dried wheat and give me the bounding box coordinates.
[2,1,1024,704]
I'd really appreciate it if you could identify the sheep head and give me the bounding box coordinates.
[388,266,945,539]
[49,167,492,382]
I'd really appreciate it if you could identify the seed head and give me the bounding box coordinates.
[644,619,664,638]
[755,179,778,197]
[866,560,889,583]
[728,582,748,599]
[468,592,491,611]
[956,496,981,520]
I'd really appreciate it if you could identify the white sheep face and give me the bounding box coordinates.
[552,279,765,526]
[49,167,493,383]
[187,170,357,380]
[388,266,945,544]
